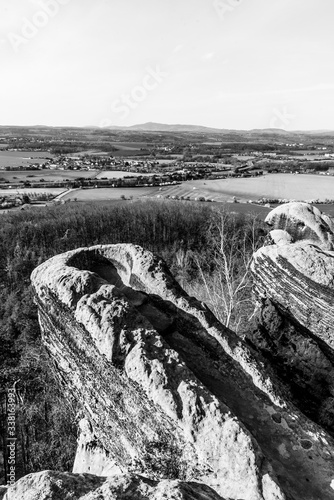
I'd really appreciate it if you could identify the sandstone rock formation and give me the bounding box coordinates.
[25,242,334,500]
[73,418,122,477]
[249,202,334,431]
[3,470,225,500]
[265,201,334,249]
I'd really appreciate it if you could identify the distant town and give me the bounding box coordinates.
[1,145,334,192]
[1,125,334,210]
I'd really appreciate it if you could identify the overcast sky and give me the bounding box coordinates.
[0,0,333,130]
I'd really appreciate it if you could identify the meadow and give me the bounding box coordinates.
[0,188,65,196]
[0,151,54,168]
[60,173,334,203]
[0,170,155,183]
[3,172,334,212]
[159,173,334,203]
[61,186,155,201]
[71,142,151,157]
[111,141,150,150]
[0,170,97,183]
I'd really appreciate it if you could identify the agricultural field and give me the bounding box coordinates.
[3,172,334,217]
[0,188,65,196]
[0,151,54,168]
[173,173,334,203]
[60,187,156,201]
[0,169,157,183]
[95,171,152,179]
[290,155,330,160]
[107,142,152,157]
[68,151,109,156]
[112,142,150,150]
[0,169,97,183]
[60,173,334,208]
[154,159,177,164]
[67,144,154,158]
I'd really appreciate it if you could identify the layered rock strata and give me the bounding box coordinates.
[28,243,334,500]
[249,202,334,430]
[3,471,225,500]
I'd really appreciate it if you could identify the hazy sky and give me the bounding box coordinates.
[0,0,333,130]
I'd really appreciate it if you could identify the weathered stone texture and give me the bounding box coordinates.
[3,471,227,500]
[28,242,334,500]
[249,202,334,432]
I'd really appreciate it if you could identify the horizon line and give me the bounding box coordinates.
[0,123,334,134]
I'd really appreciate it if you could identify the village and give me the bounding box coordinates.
[1,144,334,211]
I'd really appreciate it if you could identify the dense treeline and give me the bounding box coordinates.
[0,199,265,484]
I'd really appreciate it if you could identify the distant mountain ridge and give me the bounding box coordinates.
[104,122,334,136]
[0,122,334,136]
[125,122,225,133]
[106,121,268,134]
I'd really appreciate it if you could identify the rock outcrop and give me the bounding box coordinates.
[249,202,334,431]
[3,471,225,500]
[25,242,334,500]
[265,201,334,250]
[73,418,122,477]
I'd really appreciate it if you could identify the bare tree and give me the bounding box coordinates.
[186,211,264,334]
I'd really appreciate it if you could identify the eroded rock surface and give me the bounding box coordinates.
[3,471,225,500]
[30,243,334,500]
[249,202,334,431]
[265,202,334,249]
[73,418,122,476]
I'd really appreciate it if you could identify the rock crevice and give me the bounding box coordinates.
[26,241,334,500]
[249,202,334,433]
